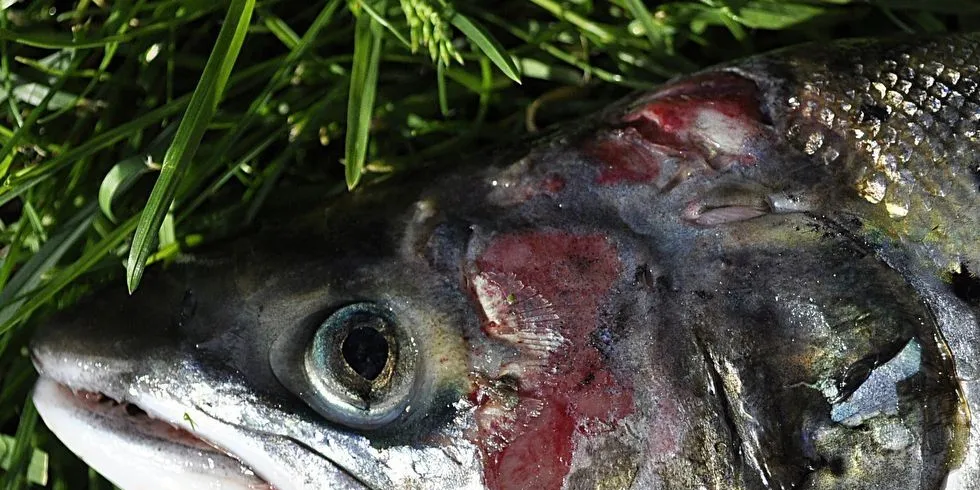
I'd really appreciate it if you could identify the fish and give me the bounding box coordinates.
[30,31,980,490]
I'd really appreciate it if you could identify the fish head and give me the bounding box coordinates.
[32,57,973,489]
[31,182,490,489]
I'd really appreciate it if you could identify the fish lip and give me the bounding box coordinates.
[32,375,274,490]
[31,347,372,490]
[29,322,272,488]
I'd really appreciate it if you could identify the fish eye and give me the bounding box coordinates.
[301,303,418,429]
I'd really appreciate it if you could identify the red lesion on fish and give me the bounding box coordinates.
[472,271,565,378]
[584,127,674,185]
[487,155,568,206]
[467,232,634,490]
[584,72,770,187]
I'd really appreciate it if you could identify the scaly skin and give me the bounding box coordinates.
[30,33,980,490]
[738,34,980,271]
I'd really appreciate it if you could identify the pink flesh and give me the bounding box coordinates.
[584,127,671,185]
[470,232,634,490]
[585,72,768,186]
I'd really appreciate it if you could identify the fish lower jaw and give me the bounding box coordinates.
[32,377,274,490]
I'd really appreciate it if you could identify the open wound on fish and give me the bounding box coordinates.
[586,72,770,185]
[583,72,793,225]
[467,232,634,490]
[471,271,566,379]
[469,271,564,456]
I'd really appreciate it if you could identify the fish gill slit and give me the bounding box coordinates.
[693,333,746,484]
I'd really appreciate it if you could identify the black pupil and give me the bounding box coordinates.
[342,326,389,381]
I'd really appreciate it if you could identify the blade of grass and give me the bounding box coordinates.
[436,61,449,116]
[99,157,155,222]
[734,1,829,30]
[623,0,664,48]
[0,433,47,486]
[0,218,27,294]
[524,0,614,43]
[451,13,521,84]
[0,57,284,208]
[177,0,344,216]
[125,0,256,293]
[0,12,217,50]
[0,398,39,490]
[262,13,302,49]
[359,0,411,49]
[0,203,97,327]
[476,55,492,124]
[98,125,175,222]
[0,214,138,335]
[0,9,24,130]
[345,0,386,189]
[0,53,84,182]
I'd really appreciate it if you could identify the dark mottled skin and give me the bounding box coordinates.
[32,33,980,490]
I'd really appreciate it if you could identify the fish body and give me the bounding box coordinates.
[31,33,980,490]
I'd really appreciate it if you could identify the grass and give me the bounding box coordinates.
[0,0,977,487]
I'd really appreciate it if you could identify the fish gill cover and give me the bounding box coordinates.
[1,0,980,488]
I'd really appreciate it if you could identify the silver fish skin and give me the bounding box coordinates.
[31,32,980,490]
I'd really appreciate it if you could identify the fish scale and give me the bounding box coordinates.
[734,35,980,275]
[786,40,977,193]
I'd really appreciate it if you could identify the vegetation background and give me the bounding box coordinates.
[0,0,977,487]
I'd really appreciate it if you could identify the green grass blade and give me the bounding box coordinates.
[345,1,386,190]
[158,207,176,250]
[99,158,154,222]
[98,126,175,222]
[359,0,411,49]
[0,399,39,490]
[125,0,256,293]
[0,219,26,294]
[524,0,614,43]
[0,14,216,49]
[0,203,97,327]
[0,94,190,207]
[437,61,449,116]
[0,214,138,335]
[0,54,83,181]
[0,433,48,486]
[450,13,521,84]
[262,14,302,49]
[735,1,828,30]
[623,0,665,48]
[177,0,344,216]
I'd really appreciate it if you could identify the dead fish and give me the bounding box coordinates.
[31,32,980,490]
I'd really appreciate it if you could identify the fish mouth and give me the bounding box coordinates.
[31,344,370,490]
[33,376,274,490]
